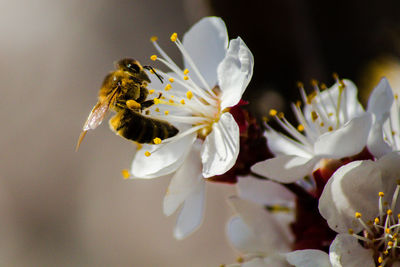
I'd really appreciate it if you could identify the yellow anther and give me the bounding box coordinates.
[328,112,334,117]
[307,91,317,104]
[269,109,278,116]
[150,55,157,61]
[311,79,318,87]
[395,94,398,100]
[126,99,141,110]
[296,100,302,107]
[348,228,354,235]
[219,265,226,267]
[136,143,143,150]
[392,131,396,136]
[388,241,394,247]
[149,89,155,94]
[355,212,362,218]
[387,209,393,216]
[378,257,383,263]
[386,228,391,234]
[183,76,189,80]
[155,108,160,112]
[375,217,380,224]
[311,111,318,121]
[180,99,185,104]
[153,137,162,144]
[170,95,174,98]
[320,83,327,90]
[168,78,174,83]
[379,192,385,197]
[169,99,174,103]
[278,112,284,119]
[296,81,304,88]
[186,91,193,100]
[121,169,130,179]
[328,126,333,131]
[320,122,325,127]
[164,84,172,91]
[150,36,158,42]
[170,32,178,42]
[149,69,155,74]
[164,110,169,115]
[145,151,151,157]
[183,69,189,75]
[236,257,244,263]
[154,98,160,105]
[297,124,305,132]
[384,250,389,255]
[333,72,339,81]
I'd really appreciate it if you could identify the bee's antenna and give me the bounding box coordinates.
[143,66,164,83]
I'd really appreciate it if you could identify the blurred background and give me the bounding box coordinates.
[1,0,400,266]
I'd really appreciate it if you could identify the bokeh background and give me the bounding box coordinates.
[1,0,400,266]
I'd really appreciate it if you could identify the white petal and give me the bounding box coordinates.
[173,177,205,240]
[286,250,331,267]
[241,258,270,267]
[367,77,394,122]
[265,128,313,158]
[227,196,291,254]
[251,155,320,183]
[318,160,382,233]
[182,16,228,87]
[377,151,400,213]
[237,176,295,206]
[130,132,196,178]
[341,79,365,119]
[367,119,393,158]
[303,79,364,125]
[201,112,240,178]
[163,143,203,216]
[329,234,374,267]
[314,113,372,158]
[219,37,254,110]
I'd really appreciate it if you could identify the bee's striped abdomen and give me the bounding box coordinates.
[109,110,178,144]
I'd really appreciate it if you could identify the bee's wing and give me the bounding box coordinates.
[76,89,117,151]
[82,101,110,131]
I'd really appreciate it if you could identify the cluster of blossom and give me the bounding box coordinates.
[123,17,400,266]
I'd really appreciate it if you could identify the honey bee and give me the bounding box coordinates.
[76,58,179,150]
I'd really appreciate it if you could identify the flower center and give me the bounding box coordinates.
[349,181,400,266]
[266,76,350,153]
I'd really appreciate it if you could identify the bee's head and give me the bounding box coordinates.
[116,58,150,83]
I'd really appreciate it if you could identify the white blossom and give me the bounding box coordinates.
[318,151,400,266]
[128,17,254,239]
[252,77,393,183]
[224,177,295,267]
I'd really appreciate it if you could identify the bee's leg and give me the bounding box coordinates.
[140,99,155,111]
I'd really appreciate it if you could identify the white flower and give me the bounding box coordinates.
[318,151,400,266]
[286,234,375,267]
[367,78,397,158]
[224,177,295,267]
[128,17,254,239]
[252,77,394,183]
